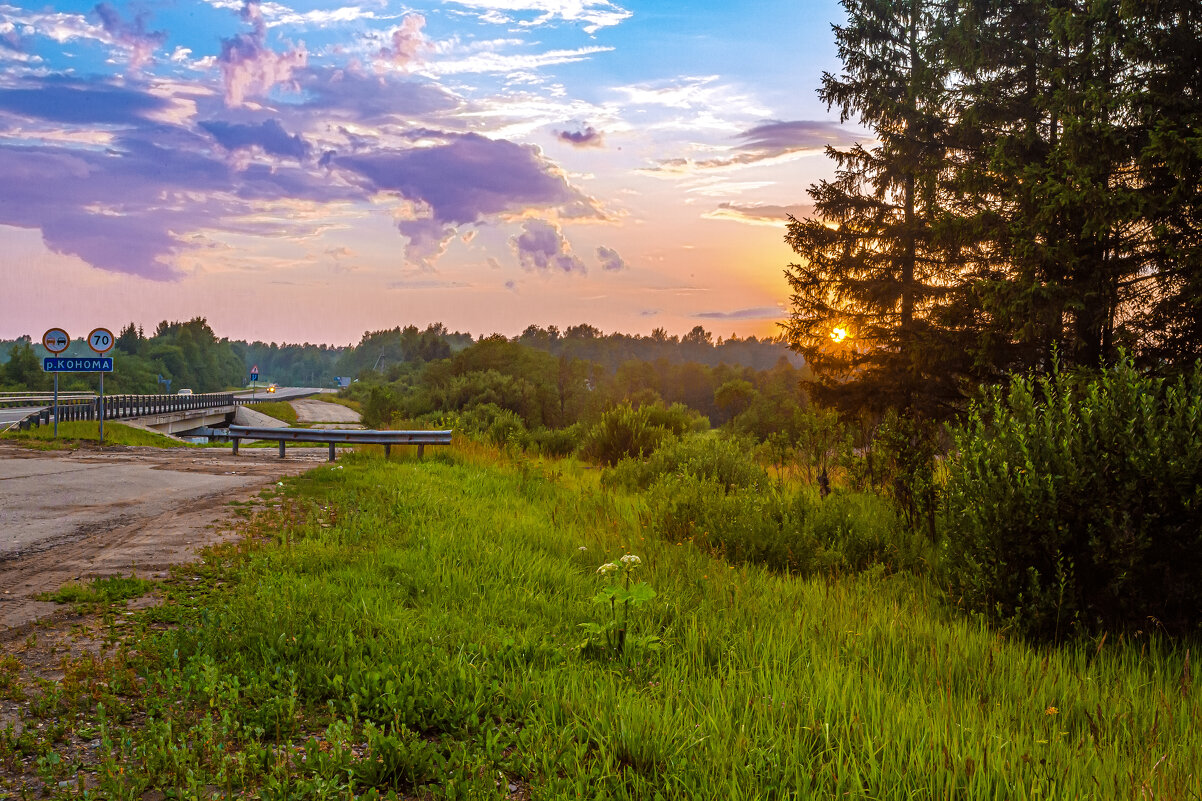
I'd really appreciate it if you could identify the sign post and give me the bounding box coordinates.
[251,365,259,399]
[87,328,114,445]
[41,328,70,437]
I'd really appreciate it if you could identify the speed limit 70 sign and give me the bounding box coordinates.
[88,327,115,354]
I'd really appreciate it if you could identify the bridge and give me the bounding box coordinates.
[0,388,325,435]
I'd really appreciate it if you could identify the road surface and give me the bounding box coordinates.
[0,406,40,430]
[0,441,326,632]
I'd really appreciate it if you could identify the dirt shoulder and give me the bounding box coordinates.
[0,441,326,635]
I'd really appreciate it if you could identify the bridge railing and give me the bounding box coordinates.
[0,391,95,408]
[13,393,234,431]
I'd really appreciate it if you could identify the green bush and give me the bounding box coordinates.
[486,408,527,448]
[603,432,767,492]
[642,402,708,436]
[942,358,1202,639]
[643,473,918,576]
[579,403,670,466]
[525,424,582,457]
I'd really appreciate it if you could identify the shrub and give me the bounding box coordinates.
[486,408,527,448]
[603,432,767,493]
[579,403,671,466]
[642,402,708,437]
[873,410,940,539]
[942,358,1202,640]
[525,424,582,458]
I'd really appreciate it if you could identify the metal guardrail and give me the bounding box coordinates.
[13,393,235,431]
[228,425,453,461]
[0,392,95,408]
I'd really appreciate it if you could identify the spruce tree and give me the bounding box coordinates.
[784,0,964,414]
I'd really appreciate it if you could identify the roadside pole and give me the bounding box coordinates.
[88,328,114,446]
[41,328,70,438]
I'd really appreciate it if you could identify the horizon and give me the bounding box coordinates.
[0,0,852,345]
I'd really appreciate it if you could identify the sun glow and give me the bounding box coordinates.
[830,326,848,343]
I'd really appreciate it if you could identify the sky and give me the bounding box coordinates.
[0,0,858,346]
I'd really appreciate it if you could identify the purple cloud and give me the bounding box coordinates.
[0,79,167,125]
[93,3,166,71]
[596,245,626,271]
[511,220,586,275]
[643,120,863,174]
[200,118,310,160]
[0,111,355,280]
[557,125,603,148]
[704,202,816,226]
[335,132,598,264]
[736,120,857,153]
[298,68,459,121]
[219,1,307,107]
[695,307,783,320]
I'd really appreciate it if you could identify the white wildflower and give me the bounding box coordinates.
[620,554,642,568]
[597,562,619,576]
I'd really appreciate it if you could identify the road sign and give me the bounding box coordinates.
[42,328,70,354]
[251,364,259,381]
[88,327,115,354]
[43,357,113,372]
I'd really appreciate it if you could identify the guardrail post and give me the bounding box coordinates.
[279,441,286,458]
[329,442,336,461]
[417,444,425,460]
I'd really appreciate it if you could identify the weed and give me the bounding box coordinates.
[580,554,659,658]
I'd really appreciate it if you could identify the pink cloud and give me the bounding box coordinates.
[377,13,430,70]
[93,3,166,72]
[219,1,307,107]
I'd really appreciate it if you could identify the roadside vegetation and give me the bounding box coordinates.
[244,400,300,426]
[0,421,190,450]
[3,356,1199,797]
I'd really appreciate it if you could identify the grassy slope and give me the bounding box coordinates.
[0,420,189,448]
[244,400,300,425]
[8,445,1197,797]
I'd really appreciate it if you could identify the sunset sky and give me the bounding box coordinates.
[0,0,859,345]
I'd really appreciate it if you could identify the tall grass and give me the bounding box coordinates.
[45,446,1197,799]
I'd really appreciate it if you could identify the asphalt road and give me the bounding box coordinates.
[0,442,326,631]
[236,386,334,403]
[0,406,40,430]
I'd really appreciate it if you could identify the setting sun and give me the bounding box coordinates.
[830,326,849,343]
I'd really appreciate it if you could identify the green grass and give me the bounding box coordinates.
[245,400,300,425]
[324,394,362,413]
[3,447,1197,798]
[38,575,157,610]
[0,420,190,448]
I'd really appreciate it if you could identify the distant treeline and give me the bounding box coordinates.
[343,330,813,456]
[1,320,801,395]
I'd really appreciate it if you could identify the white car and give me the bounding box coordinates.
[177,388,193,395]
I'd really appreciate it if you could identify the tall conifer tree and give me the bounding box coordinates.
[783,0,964,414]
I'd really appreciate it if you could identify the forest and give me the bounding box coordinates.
[783,0,1201,415]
